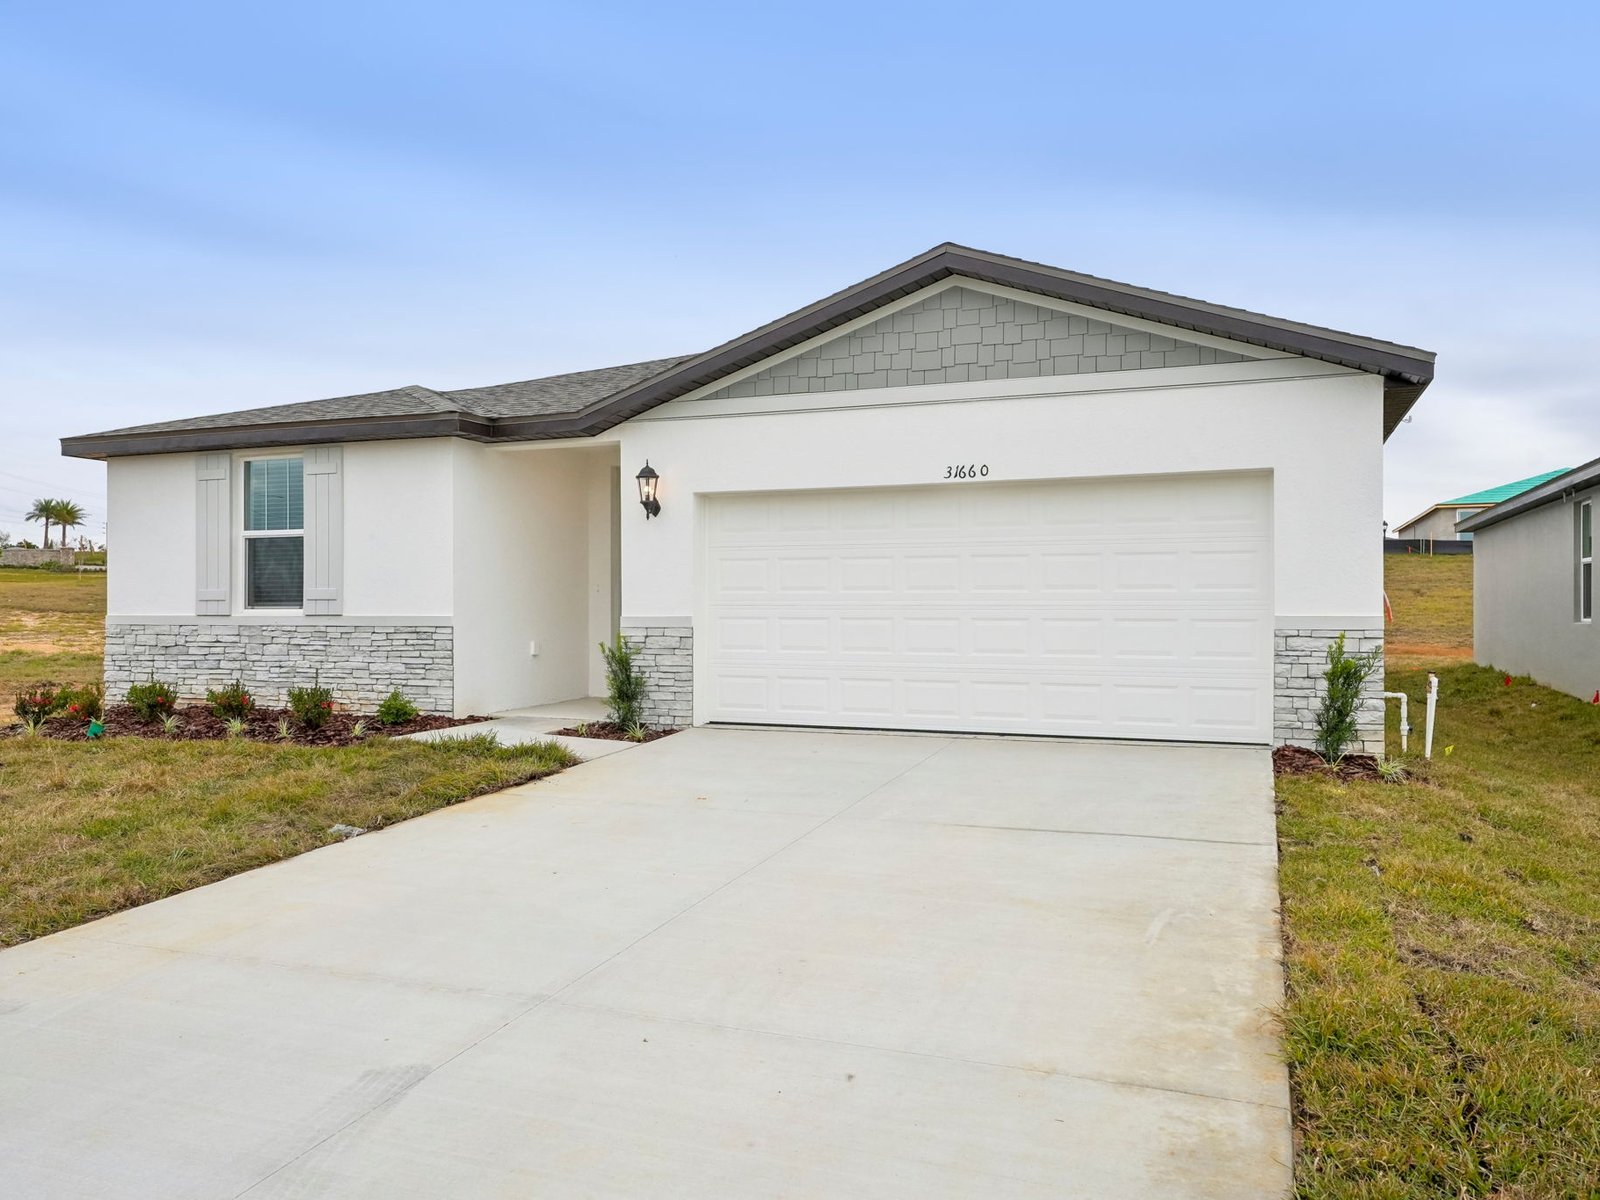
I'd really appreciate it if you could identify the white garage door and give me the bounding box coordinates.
[701,473,1273,742]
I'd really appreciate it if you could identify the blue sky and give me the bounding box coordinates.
[2,0,1596,541]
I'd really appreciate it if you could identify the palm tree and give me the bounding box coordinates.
[51,500,87,549]
[25,499,52,548]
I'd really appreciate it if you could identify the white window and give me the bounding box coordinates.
[1455,508,1475,541]
[242,457,304,609]
[1581,500,1593,623]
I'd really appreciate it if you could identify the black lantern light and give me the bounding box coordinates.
[636,461,661,519]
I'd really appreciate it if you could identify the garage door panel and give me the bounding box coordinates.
[703,474,1271,742]
[970,617,1031,656]
[969,553,1031,592]
[776,618,829,653]
[838,556,894,592]
[1110,617,1183,661]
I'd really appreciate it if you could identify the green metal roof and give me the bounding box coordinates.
[1444,469,1573,507]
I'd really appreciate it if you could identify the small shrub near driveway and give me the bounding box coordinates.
[375,688,419,726]
[125,679,178,723]
[287,678,335,729]
[0,734,579,947]
[599,635,648,729]
[206,679,255,720]
[1313,632,1382,764]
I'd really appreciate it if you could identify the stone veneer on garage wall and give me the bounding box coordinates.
[104,622,454,714]
[1274,627,1386,755]
[620,623,693,728]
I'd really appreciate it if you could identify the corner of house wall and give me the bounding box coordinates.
[620,623,693,728]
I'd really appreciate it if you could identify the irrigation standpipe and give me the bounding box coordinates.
[1381,690,1410,753]
[1423,673,1439,759]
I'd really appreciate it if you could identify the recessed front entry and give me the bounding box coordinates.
[701,472,1273,742]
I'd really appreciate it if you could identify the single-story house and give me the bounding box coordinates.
[1393,468,1570,541]
[63,244,1435,751]
[1460,457,1597,700]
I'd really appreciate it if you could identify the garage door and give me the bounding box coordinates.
[701,473,1273,742]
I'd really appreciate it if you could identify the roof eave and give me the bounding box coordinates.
[61,412,495,460]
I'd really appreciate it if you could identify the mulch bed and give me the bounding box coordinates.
[1272,744,1385,782]
[9,703,485,747]
[550,722,678,744]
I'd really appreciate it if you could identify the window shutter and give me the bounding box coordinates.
[302,446,344,615]
[195,454,232,615]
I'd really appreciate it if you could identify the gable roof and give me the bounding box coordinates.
[1395,468,1575,533]
[1457,456,1600,534]
[62,244,1436,459]
[1443,469,1573,507]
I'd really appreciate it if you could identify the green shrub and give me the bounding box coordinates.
[206,679,255,720]
[599,635,648,730]
[125,679,178,722]
[287,678,335,729]
[58,682,104,723]
[375,688,419,726]
[76,550,107,566]
[1313,632,1383,764]
[15,681,66,725]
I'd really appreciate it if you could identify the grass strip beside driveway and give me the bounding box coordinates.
[0,734,576,947]
[1278,664,1600,1198]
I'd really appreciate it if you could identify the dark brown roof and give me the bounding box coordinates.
[62,244,1435,459]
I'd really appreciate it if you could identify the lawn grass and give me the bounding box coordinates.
[1383,553,1473,668]
[1278,553,1600,1196]
[0,733,577,946]
[0,566,105,724]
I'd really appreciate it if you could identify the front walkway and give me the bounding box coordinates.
[0,728,1291,1198]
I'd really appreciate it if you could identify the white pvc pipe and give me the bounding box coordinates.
[1424,673,1439,759]
[1381,691,1410,754]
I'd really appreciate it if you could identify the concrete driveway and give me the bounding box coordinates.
[0,729,1291,1198]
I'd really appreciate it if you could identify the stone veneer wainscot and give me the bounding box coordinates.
[620,623,693,728]
[1273,627,1385,756]
[104,621,454,714]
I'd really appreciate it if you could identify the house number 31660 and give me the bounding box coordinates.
[944,463,989,480]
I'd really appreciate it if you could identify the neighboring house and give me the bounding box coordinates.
[1460,458,1598,700]
[62,244,1435,752]
[1393,469,1571,541]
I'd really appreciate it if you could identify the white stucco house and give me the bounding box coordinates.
[63,244,1435,750]
[1460,457,1597,700]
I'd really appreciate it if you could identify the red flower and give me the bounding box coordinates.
[68,704,80,714]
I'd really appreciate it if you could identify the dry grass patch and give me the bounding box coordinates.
[1383,553,1473,668]
[0,567,105,725]
[1278,664,1600,1198]
[0,566,106,616]
[0,733,577,946]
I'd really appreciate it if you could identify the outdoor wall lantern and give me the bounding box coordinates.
[636,462,661,519]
